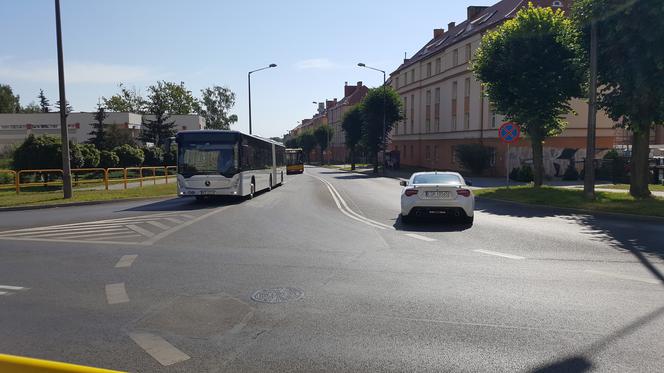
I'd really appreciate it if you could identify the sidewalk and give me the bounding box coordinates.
[322,164,664,197]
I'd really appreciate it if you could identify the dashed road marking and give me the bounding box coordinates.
[474,249,525,260]
[146,221,170,230]
[126,224,155,237]
[129,332,190,366]
[0,285,30,296]
[405,233,437,242]
[115,255,138,268]
[105,283,129,304]
[585,270,663,285]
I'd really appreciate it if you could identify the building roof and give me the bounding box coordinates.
[391,0,525,75]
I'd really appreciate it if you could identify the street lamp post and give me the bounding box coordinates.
[55,0,72,199]
[357,63,386,174]
[248,64,277,135]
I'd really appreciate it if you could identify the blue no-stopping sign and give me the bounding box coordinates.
[498,122,521,143]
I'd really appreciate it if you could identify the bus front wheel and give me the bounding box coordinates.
[249,180,255,199]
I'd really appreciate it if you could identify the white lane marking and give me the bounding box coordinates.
[163,217,184,224]
[78,233,142,241]
[105,283,129,304]
[115,254,138,268]
[27,227,127,238]
[0,236,144,246]
[180,214,194,219]
[126,224,155,237]
[0,291,7,295]
[129,332,190,366]
[405,233,437,242]
[142,205,232,245]
[310,174,393,230]
[474,249,525,260]
[146,221,170,230]
[585,270,663,285]
[5,225,126,236]
[0,212,184,234]
[0,285,27,291]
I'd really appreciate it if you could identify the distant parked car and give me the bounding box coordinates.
[400,171,475,225]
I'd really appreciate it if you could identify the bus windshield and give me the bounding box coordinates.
[178,143,238,177]
[286,150,303,165]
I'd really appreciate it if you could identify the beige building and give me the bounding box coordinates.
[389,0,620,177]
[326,81,369,162]
[0,112,205,151]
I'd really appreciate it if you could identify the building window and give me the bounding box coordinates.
[434,145,439,161]
[425,90,431,133]
[434,87,440,132]
[425,145,431,161]
[464,112,470,129]
[465,43,472,62]
[452,81,458,99]
[403,96,408,133]
[435,58,441,74]
[403,145,407,159]
[396,76,400,88]
[403,73,407,85]
[490,106,497,128]
[410,145,414,159]
[464,78,471,97]
[426,62,432,78]
[453,49,459,66]
[451,81,458,131]
[411,69,415,83]
[410,94,415,133]
[452,114,457,130]
[451,146,458,164]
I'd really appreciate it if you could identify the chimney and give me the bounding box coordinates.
[467,6,489,21]
[433,28,444,38]
[357,81,362,86]
[448,21,456,30]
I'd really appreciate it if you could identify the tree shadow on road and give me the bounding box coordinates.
[121,195,244,212]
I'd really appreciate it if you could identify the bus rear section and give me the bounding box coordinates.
[286,148,304,174]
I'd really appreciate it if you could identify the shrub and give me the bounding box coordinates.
[113,145,144,167]
[12,134,61,170]
[76,143,100,168]
[163,145,177,166]
[142,147,164,166]
[510,165,534,182]
[99,150,119,168]
[455,144,494,175]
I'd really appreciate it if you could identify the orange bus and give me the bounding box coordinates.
[286,148,304,174]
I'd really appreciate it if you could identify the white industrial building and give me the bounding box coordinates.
[0,112,205,151]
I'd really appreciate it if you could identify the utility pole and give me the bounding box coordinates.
[584,20,598,200]
[55,0,72,199]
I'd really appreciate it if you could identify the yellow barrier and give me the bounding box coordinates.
[17,169,64,193]
[0,169,18,194]
[3,166,177,193]
[71,168,107,189]
[0,353,125,373]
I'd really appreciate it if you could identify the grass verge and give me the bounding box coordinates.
[0,183,176,208]
[475,186,664,218]
[597,183,664,192]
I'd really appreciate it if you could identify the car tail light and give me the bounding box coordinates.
[404,188,419,197]
[456,189,471,197]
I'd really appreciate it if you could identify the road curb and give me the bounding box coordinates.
[476,196,664,223]
[0,196,174,212]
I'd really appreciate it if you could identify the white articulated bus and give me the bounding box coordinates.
[174,130,286,199]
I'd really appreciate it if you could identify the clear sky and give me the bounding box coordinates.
[1,0,491,138]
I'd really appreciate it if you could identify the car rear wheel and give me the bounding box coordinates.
[462,214,474,225]
[400,213,412,224]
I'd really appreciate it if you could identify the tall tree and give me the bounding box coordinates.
[574,0,664,198]
[0,84,20,113]
[38,89,50,112]
[472,4,584,187]
[141,82,176,146]
[161,81,200,115]
[21,102,41,113]
[298,130,317,163]
[342,105,364,170]
[314,125,333,164]
[55,100,73,114]
[103,83,147,113]
[360,86,404,173]
[88,103,108,149]
[284,137,298,148]
[199,85,238,129]
[105,123,137,149]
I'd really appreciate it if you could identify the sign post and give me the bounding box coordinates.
[498,122,521,189]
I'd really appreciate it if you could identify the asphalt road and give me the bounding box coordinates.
[0,165,663,372]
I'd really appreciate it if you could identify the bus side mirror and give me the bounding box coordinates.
[399,180,407,187]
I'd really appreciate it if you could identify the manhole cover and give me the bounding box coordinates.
[251,287,304,303]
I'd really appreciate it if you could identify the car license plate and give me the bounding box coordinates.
[425,191,450,199]
[200,190,216,195]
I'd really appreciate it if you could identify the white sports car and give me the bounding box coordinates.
[400,171,475,224]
